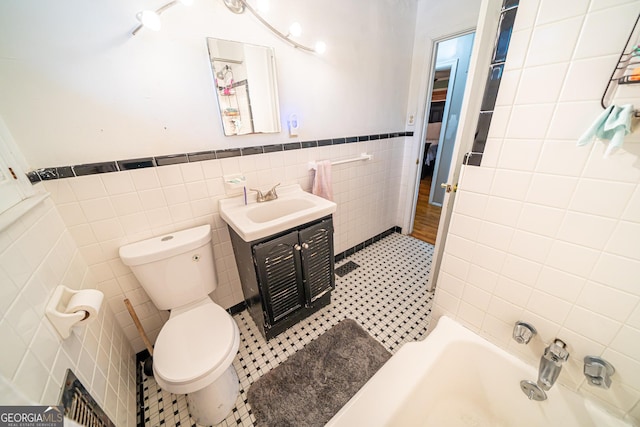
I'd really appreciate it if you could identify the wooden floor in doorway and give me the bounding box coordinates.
[410,174,442,245]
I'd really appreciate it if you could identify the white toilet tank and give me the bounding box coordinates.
[119,225,218,310]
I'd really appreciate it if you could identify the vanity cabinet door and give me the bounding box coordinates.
[253,231,305,326]
[299,218,335,305]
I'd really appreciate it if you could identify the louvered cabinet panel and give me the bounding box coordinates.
[299,219,335,304]
[230,215,334,340]
[253,231,305,325]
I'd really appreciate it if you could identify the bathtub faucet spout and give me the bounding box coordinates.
[537,339,569,391]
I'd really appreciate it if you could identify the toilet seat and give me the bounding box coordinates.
[153,302,240,395]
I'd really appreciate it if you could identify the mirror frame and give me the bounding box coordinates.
[206,38,282,136]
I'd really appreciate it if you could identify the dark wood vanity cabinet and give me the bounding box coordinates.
[229,216,334,340]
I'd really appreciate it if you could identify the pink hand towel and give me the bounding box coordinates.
[312,160,333,201]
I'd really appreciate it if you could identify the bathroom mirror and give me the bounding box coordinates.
[206,38,281,136]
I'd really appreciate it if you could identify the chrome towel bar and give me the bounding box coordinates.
[308,153,373,170]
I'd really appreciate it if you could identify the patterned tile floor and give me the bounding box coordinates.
[139,233,435,427]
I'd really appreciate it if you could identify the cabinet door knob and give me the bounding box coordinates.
[294,244,301,251]
[301,242,309,249]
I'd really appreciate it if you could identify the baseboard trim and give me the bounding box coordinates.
[334,226,401,263]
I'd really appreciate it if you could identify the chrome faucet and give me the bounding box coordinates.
[538,339,569,391]
[250,183,280,202]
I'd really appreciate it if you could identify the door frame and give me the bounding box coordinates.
[428,0,503,291]
[403,0,504,291]
[408,29,473,235]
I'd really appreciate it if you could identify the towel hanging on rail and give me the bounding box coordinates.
[312,160,333,201]
[577,104,634,158]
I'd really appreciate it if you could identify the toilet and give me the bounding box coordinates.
[119,224,240,426]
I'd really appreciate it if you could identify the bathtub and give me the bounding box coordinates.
[326,316,632,427]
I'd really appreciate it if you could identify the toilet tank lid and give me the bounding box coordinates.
[119,224,212,266]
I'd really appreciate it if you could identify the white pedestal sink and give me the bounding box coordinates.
[219,184,337,242]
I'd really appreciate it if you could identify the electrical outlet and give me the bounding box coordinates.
[408,114,415,126]
[288,114,299,137]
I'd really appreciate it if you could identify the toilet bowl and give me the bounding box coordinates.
[119,224,240,426]
[154,299,240,425]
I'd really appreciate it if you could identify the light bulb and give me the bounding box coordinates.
[289,22,302,37]
[256,0,269,12]
[314,41,327,54]
[137,10,162,31]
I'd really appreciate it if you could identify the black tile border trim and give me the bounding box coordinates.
[262,143,283,153]
[26,171,41,183]
[216,148,242,159]
[188,151,216,162]
[74,161,119,176]
[334,226,402,263]
[226,301,246,315]
[283,142,301,150]
[155,154,188,166]
[27,131,412,184]
[301,140,317,149]
[466,0,518,167]
[241,146,264,156]
[117,157,156,171]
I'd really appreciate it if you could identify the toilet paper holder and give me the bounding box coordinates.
[45,285,104,339]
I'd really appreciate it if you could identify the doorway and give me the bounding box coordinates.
[410,32,475,245]
[410,68,449,244]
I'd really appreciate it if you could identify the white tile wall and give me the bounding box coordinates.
[433,0,640,423]
[44,138,405,353]
[536,0,589,25]
[0,197,136,426]
[515,63,568,104]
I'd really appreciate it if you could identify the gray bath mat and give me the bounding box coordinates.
[247,319,391,427]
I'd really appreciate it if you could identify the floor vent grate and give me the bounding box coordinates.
[335,261,360,277]
[61,369,115,427]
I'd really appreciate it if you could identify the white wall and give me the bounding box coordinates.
[0,198,136,425]
[433,0,640,422]
[0,0,417,167]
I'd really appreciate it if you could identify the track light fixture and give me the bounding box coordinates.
[132,0,327,54]
[132,0,193,35]
[222,0,326,54]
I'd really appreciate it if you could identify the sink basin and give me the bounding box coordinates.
[246,198,317,223]
[219,184,337,242]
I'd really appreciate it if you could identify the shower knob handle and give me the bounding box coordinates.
[513,321,537,344]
